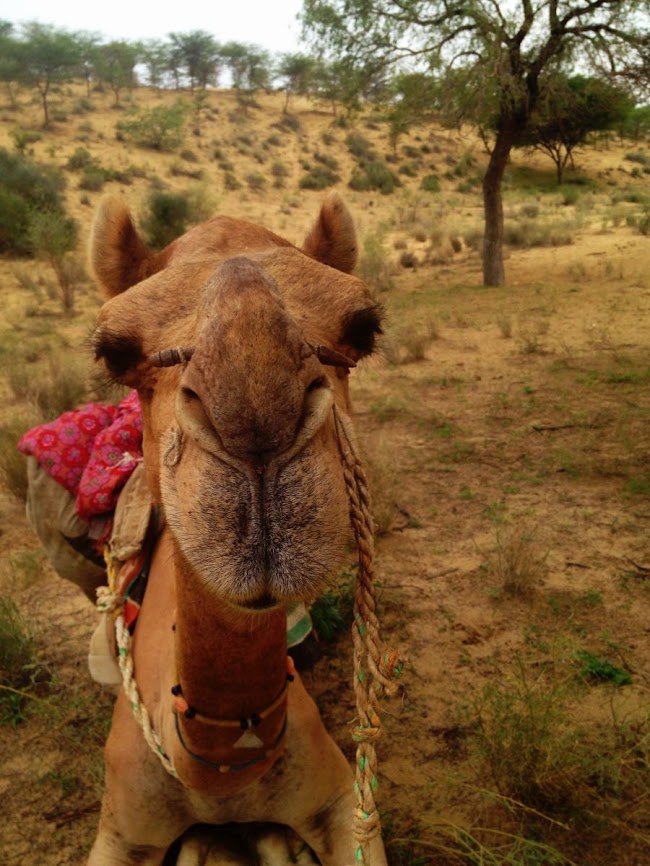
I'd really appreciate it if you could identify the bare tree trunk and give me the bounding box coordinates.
[482,129,512,287]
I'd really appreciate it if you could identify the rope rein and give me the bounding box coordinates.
[333,405,404,866]
[97,563,178,777]
[99,402,402,865]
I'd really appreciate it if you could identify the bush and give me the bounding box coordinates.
[420,174,440,193]
[0,150,67,250]
[66,147,94,171]
[346,132,375,162]
[223,172,241,191]
[79,166,106,192]
[0,190,32,255]
[349,162,400,195]
[299,166,340,191]
[118,103,186,152]
[28,211,79,313]
[141,191,191,249]
[246,173,266,192]
[357,229,394,293]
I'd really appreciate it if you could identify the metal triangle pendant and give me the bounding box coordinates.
[234,730,264,749]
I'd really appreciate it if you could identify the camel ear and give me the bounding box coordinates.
[302,193,358,274]
[90,196,160,297]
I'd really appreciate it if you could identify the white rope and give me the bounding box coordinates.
[99,559,177,778]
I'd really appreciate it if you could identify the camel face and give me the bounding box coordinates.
[90,195,382,609]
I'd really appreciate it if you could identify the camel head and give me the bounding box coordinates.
[90,194,382,611]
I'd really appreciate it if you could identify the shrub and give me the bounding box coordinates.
[79,166,106,192]
[273,114,301,133]
[118,103,186,152]
[66,147,94,171]
[28,211,79,313]
[10,127,42,154]
[300,166,340,191]
[0,190,32,256]
[141,191,191,249]
[349,162,400,195]
[223,172,242,191]
[246,173,266,192]
[346,132,375,161]
[357,229,394,293]
[420,174,440,193]
[0,149,68,256]
[398,162,419,178]
[313,151,340,171]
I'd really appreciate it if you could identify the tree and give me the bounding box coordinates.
[277,53,316,113]
[303,0,650,286]
[141,40,171,90]
[518,75,634,183]
[0,21,20,108]
[168,31,220,92]
[29,210,78,313]
[92,41,139,106]
[76,32,102,97]
[386,72,439,151]
[310,57,384,117]
[16,23,81,128]
[219,42,271,111]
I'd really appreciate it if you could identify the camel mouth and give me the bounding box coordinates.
[235,592,281,612]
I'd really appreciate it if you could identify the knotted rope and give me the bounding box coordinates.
[98,554,178,777]
[333,405,404,866]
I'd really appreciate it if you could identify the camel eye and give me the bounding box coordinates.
[93,329,144,379]
[307,376,327,393]
[340,304,384,357]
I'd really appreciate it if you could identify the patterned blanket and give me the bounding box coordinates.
[18,390,142,522]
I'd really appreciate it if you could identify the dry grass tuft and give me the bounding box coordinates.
[485,524,548,597]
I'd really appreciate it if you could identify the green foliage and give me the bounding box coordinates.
[168,30,220,91]
[66,146,94,171]
[577,651,632,686]
[92,40,139,105]
[118,102,187,152]
[141,190,191,248]
[357,227,394,293]
[349,161,400,194]
[310,577,354,642]
[9,127,42,154]
[299,166,340,190]
[420,173,440,193]
[346,131,375,161]
[0,148,68,256]
[245,172,266,192]
[518,75,634,183]
[13,22,81,127]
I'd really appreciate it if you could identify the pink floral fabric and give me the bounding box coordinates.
[18,390,143,522]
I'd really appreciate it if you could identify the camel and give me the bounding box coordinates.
[86,193,389,866]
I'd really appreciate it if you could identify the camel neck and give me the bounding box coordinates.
[172,549,289,723]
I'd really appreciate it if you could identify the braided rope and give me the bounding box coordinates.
[333,406,404,866]
[101,550,178,778]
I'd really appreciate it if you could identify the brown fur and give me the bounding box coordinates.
[87,197,386,866]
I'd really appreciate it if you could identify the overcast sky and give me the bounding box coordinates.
[6,0,305,54]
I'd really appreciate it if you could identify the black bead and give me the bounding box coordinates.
[171,684,182,696]
[251,713,261,726]
[185,706,197,719]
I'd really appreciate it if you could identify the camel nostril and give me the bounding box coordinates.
[181,386,201,403]
[306,376,327,393]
